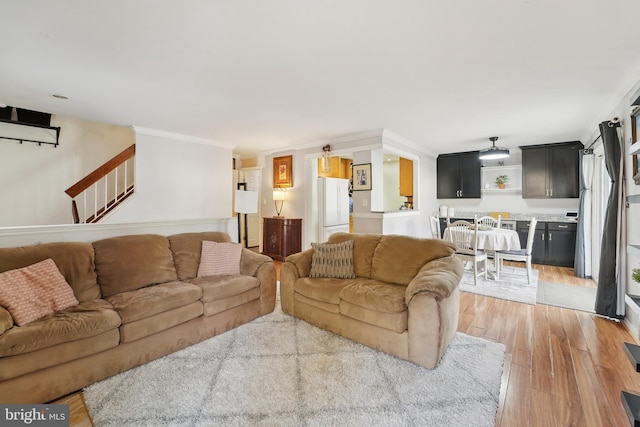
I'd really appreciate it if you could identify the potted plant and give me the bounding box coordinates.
[495,175,509,189]
[633,268,640,284]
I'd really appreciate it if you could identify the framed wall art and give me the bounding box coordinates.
[273,155,293,188]
[352,163,372,191]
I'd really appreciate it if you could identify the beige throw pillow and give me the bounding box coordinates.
[197,241,242,277]
[0,258,79,326]
[309,240,356,279]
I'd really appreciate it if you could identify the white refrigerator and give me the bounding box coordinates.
[318,177,350,241]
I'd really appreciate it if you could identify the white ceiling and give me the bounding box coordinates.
[2,1,640,156]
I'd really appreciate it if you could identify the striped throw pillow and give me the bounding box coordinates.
[0,258,79,326]
[309,240,356,279]
[197,241,242,277]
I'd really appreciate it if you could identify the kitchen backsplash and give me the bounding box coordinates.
[436,211,579,223]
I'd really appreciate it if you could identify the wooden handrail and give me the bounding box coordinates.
[65,144,135,198]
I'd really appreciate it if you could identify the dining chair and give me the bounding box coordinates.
[476,215,501,228]
[495,217,537,284]
[430,215,441,239]
[446,220,487,285]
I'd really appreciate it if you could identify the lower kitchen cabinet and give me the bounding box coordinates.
[516,221,577,267]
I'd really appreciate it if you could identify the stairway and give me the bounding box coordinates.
[65,144,135,224]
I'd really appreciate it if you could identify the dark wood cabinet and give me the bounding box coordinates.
[262,217,302,261]
[521,141,582,198]
[516,221,577,267]
[437,151,482,199]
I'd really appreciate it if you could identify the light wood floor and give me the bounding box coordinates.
[55,262,636,427]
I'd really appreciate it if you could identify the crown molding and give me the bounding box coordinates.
[132,126,236,150]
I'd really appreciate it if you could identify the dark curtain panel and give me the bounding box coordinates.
[595,121,623,319]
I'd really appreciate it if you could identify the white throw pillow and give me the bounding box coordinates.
[0,258,79,326]
[197,241,242,277]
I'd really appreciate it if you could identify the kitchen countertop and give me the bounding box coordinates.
[435,211,579,223]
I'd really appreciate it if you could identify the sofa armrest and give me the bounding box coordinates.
[405,255,463,305]
[239,249,273,277]
[279,248,314,314]
[239,249,277,315]
[0,307,13,335]
[284,248,314,278]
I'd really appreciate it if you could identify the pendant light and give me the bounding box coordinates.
[479,136,509,160]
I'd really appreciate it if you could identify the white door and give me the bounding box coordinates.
[242,168,261,248]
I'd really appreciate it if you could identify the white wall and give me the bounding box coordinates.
[104,128,234,224]
[0,115,134,226]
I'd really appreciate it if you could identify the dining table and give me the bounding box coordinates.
[443,225,521,279]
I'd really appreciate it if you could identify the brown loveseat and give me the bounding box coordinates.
[280,233,463,369]
[0,231,276,403]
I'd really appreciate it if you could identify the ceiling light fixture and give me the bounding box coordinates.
[479,136,509,160]
[321,144,332,173]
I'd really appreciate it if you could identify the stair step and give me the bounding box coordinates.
[622,391,640,427]
[624,342,640,372]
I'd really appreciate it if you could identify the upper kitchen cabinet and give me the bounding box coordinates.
[318,156,352,179]
[399,157,413,197]
[521,141,583,198]
[437,151,482,199]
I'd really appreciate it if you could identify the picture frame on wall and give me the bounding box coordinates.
[273,155,293,188]
[351,163,372,191]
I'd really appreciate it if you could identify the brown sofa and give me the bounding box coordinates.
[280,233,463,369]
[0,231,276,403]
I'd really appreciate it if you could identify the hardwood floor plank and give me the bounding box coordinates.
[529,389,558,427]
[571,348,617,427]
[498,361,531,427]
[531,304,555,394]
[595,364,639,427]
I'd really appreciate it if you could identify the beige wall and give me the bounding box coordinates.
[0,115,134,226]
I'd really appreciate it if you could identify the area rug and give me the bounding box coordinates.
[84,306,505,426]
[460,265,538,305]
[536,281,596,313]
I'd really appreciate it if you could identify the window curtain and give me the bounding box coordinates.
[595,120,626,319]
[575,150,594,278]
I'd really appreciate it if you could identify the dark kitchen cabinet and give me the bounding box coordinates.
[262,217,302,261]
[437,151,482,199]
[521,141,583,198]
[516,220,577,267]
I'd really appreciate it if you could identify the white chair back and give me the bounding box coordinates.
[525,217,537,254]
[446,220,479,256]
[430,216,441,238]
[476,215,501,228]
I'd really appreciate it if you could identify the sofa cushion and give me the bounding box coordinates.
[340,280,407,313]
[309,240,356,279]
[119,301,203,343]
[93,234,178,297]
[327,233,382,279]
[0,299,120,357]
[294,277,355,305]
[0,329,120,381]
[370,235,456,286]
[0,242,100,302]
[203,288,261,316]
[0,259,79,326]
[168,232,232,280]
[187,275,259,302]
[197,241,242,277]
[339,300,407,333]
[106,281,202,324]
